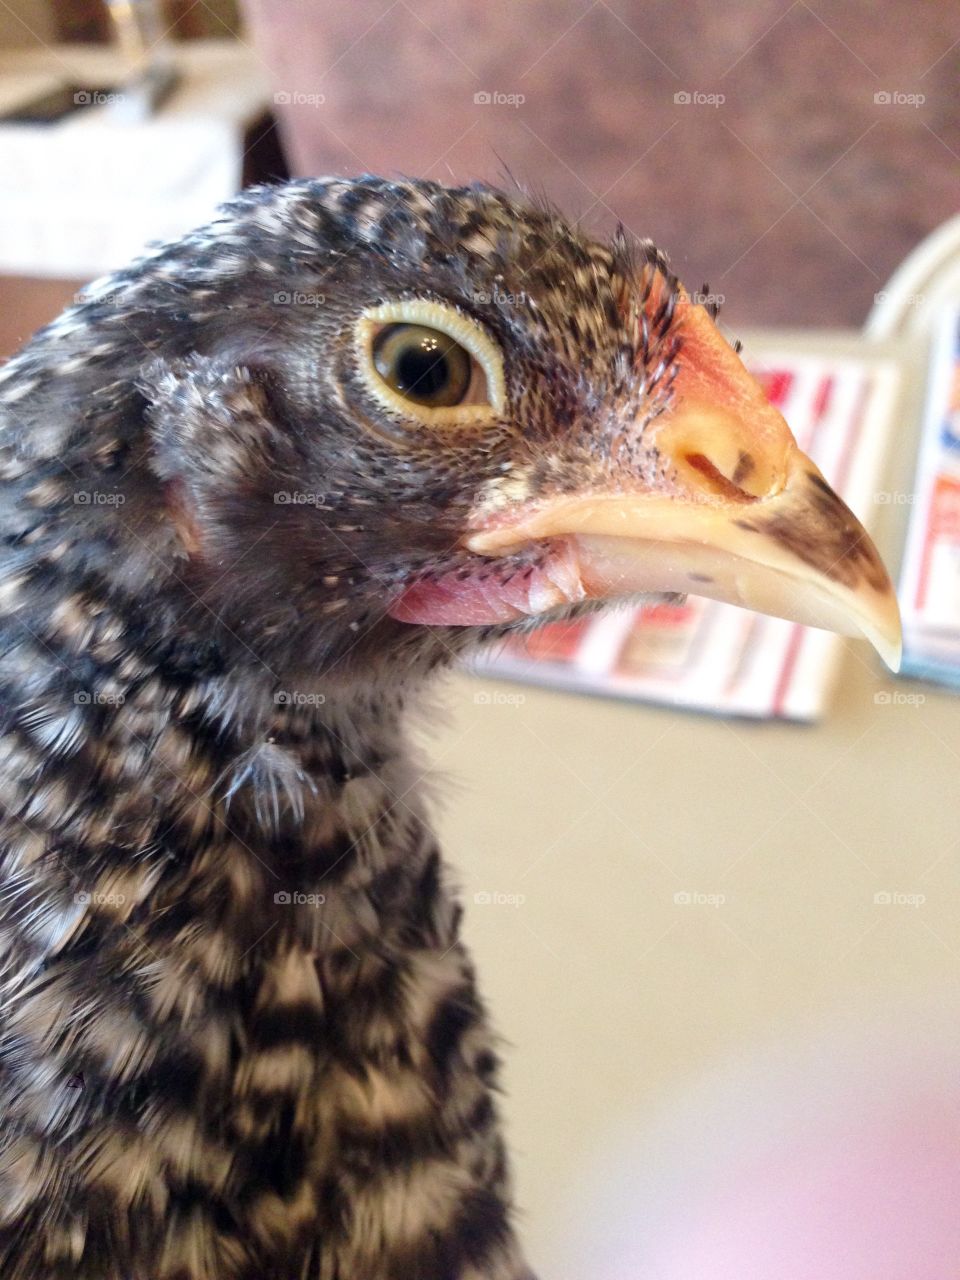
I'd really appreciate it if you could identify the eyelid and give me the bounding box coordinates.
[354,299,506,425]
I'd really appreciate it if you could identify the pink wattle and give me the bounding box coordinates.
[387,541,586,625]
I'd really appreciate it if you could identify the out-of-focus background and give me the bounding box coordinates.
[2,5,960,1276]
[1,1,958,339]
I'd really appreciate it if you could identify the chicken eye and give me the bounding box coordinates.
[373,324,472,408]
[353,299,506,428]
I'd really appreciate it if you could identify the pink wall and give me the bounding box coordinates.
[242,0,959,329]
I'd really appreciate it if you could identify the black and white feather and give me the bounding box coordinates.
[0,176,686,1279]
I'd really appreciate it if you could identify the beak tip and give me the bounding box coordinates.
[859,596,903,675]
[878,638,903,675]
[880,633,903,676]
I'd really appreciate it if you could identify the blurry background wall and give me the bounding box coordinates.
[1,2,956,337]
[244,0,959,328]
[0,0,56,49]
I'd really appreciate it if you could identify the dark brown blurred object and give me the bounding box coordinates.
[52,0,242,43]
[241,110,290,186]
[242,0,959,328]
[50,0,109,44]
[163,0,243,40]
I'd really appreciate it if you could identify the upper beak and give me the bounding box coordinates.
[465,295,902,671]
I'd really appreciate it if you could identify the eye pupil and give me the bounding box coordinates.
[373,323,472,408]
[396,345,449,397]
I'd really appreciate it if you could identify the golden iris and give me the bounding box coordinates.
[372,324,472,408]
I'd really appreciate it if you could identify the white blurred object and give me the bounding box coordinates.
[103,0,169,65]
[0,41,269,278]
[866,214,960,341]
[103,0,179,123]
[867,219,960,687]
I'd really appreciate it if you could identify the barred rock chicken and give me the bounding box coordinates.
[0,176,900,1280]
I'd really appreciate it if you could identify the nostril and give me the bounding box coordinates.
[731,450,756,486]
[684,451,759,502]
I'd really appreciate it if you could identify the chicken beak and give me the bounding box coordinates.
[465,298,903,671]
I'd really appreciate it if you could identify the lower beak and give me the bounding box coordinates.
[465,445,902,671]
[464,296,902,671]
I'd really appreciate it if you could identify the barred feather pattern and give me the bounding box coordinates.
[0,615,530,1278]
[0,174,689,1277]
